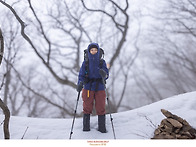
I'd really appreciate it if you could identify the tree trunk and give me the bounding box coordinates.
[0,28,4,64]
[0,28,10,139]
[0,98,10,139]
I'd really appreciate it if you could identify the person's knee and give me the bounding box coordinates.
[96,107,105,115]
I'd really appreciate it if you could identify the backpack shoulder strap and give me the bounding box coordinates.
[99,48,104,68]
[84,49,88,61]
[99,48,104,60]
[84,49,89,79]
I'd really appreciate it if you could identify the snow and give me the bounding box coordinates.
[1,91,196,145]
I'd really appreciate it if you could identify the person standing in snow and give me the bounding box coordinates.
[77,43,109,133]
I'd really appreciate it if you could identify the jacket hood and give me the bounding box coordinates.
[87,43,100,59]
[87,43,99,51]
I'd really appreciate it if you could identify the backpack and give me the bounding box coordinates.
[84,48,104,79]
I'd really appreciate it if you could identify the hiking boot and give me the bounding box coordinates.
[83,114,90,131]
[98,114,107,133]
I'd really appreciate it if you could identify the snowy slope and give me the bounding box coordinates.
[1,91,196,139]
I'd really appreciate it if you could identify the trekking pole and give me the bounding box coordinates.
[69,91,81,139]
[102,78,116,139]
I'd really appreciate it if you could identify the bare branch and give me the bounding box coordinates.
[27,0,52,64]
[0,0,77,89]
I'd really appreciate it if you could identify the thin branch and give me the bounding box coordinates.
[138,113,157,129]
[27,0,51,64]
[21,126,29,139]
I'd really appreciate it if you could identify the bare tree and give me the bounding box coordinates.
[0,11,40,117]
[106,23,141,112]
[135,0,196,103]
[0,28,10,139]
[3,13,21,106]
[154,0,196,93]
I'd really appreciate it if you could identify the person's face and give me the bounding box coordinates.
[90,48,98,55]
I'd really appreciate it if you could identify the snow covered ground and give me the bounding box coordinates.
[1,91,196,145]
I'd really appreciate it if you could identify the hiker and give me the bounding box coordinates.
[77,43,109,133]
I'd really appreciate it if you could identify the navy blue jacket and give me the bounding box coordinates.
[78,43,109,91]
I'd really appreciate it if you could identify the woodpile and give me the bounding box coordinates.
[152,109,196,139]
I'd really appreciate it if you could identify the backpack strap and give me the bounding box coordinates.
[99,48,104,69]
[99,59,104,68]
[84,49,88,61]
[99,48,104,60]
[84,49,89,83]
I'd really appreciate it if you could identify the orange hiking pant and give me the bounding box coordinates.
[82,89,106,115]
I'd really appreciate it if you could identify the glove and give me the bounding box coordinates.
[99,69,107,79]
[77,81,83,92]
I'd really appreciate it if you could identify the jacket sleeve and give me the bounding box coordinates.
[102,60,109,80]
[78,61,86,84]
